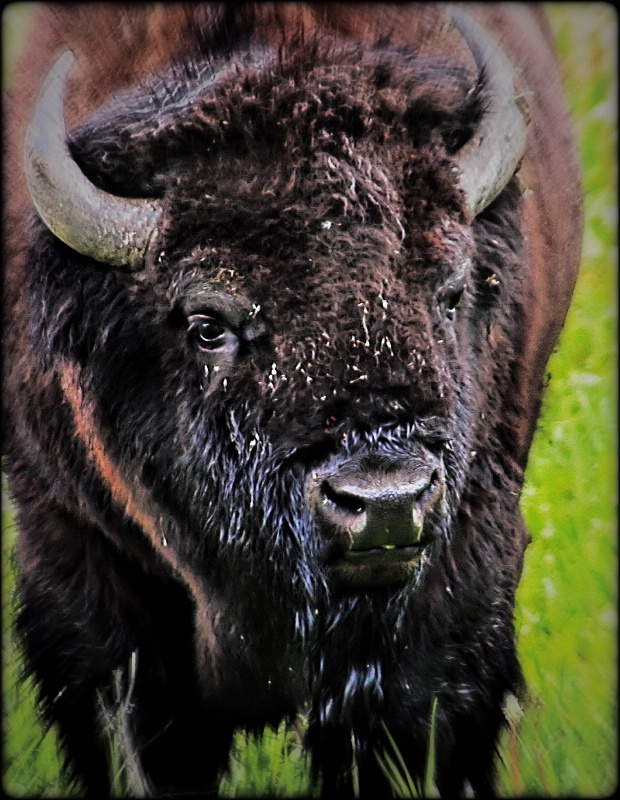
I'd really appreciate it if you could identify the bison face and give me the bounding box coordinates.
[156,136,480,596]
[24,16,529,712]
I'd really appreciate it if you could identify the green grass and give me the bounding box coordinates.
[494,5,618,796]
[374,700,440,798]
[2,4,617,797]
[219,722,314,797]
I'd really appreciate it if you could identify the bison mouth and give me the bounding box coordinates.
[329,540,433,589]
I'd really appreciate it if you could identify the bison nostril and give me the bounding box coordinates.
[320,481,366,516]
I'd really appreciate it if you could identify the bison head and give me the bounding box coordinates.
[22,8,530,756]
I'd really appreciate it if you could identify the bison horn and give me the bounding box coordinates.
[24,50,163,269]
[448,8,529,216]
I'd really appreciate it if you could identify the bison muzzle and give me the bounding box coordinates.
[309,447,446,589]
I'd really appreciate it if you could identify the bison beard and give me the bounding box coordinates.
[3,3,581,798]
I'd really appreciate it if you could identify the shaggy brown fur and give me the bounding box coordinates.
[3,4,581,797]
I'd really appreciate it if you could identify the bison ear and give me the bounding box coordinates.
[23,50,163,270]
[447,7,529,217]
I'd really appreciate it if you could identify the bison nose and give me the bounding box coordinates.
[313,458,445,552]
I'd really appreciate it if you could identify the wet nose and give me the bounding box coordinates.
[313,457,445,551]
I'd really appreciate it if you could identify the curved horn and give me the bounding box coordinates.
[447,7,529,217]
[24,50,163,269]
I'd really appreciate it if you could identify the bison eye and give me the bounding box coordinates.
[444,287,465,318]
[188,314,235,352]
[439,269,468,322]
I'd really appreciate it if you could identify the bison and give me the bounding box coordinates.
[3,3,582,797]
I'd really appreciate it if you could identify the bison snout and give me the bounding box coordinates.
[309,453,445,588]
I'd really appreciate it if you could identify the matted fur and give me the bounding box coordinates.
[3,4,581,797]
